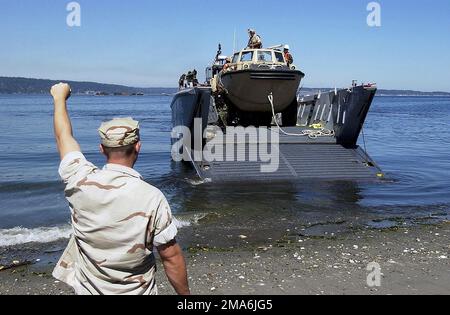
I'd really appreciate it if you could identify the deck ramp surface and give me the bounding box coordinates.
[196,143,382,182]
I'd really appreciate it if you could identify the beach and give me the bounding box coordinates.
[1,95,450,296]
[1,220,449,295]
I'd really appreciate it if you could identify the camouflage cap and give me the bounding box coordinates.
[98,117,140,148]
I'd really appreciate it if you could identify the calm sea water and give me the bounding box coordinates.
[0,94,449,246]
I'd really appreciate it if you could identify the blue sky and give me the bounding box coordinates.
[0,0,449,91]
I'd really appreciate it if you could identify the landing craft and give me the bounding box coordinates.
[209,45,304,127]
[171,43,384,183]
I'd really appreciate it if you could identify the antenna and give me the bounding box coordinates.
[233,28,237,53]
[215,43,222,62]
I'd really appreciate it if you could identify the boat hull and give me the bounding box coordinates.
[171,88,211,143]
[219,69,304,113]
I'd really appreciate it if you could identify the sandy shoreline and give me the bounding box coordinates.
[1,221,449,295]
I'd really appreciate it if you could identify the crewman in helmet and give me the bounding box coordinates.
[185,71,193,87]
[247,29,263,49]
[223,57,232,71]
[178,73,186,89]
[284,45,294,67]
[192,69,198,87]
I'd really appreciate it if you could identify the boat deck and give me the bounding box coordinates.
[193,130,383,183]
[272,127,337,144]
[173,85,383,183]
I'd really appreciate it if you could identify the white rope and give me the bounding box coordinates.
[268,93,335,139]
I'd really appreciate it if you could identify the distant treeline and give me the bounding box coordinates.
[1,77,449,97]
[299,87,450,97]
[0,77,177,95]
[376,90,450,96]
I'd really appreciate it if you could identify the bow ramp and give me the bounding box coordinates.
[192,127,383,183]
[172,85,384,183]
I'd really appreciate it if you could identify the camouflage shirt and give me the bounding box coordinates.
[53,151,177,295]
[247,34,262,49]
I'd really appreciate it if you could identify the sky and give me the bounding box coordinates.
[0,0,449,91]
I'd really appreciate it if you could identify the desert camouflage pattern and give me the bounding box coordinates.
[53,151,178,295]
[98,117,140,148]
[247,34,262,49]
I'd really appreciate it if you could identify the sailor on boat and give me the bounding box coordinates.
[178,73,186,89]
[284,45,294,67]
[247,29,263,49]
[223,57,232,71]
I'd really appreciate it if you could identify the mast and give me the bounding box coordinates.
[215,44,222,62]
[233,28,236,53]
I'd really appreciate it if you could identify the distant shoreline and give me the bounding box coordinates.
[376,94,450,97]
[1,76,450,97]
[0,76,176,96]
[2,93,450,98]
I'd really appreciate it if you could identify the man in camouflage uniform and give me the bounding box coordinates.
[283,45,294,67]
[50,83,190,295]
[192,69,198,87]
[247,29,263,49]
[179,73,186,89]
[185,71,193,87]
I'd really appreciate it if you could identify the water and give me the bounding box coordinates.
[0,94,449,246]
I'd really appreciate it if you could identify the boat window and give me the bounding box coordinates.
[275,52,285,63]
[240,51,254,62]
[257,51,273,63]
[232,53,239,63]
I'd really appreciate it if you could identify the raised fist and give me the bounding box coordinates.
[50,83,71,102]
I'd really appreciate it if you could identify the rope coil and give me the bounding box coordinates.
[268,93,335,139]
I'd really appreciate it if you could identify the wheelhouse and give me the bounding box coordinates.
[231,49,287,65]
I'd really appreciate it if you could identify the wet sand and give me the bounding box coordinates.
[1,220,449,295]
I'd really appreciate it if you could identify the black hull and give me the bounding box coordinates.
[171,87,211,144]
[219,69,304,113]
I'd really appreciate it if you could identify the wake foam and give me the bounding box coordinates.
[0,215,201,247]
[173,217,192,229]
[185,178,212,186]
[0,225,73,247]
